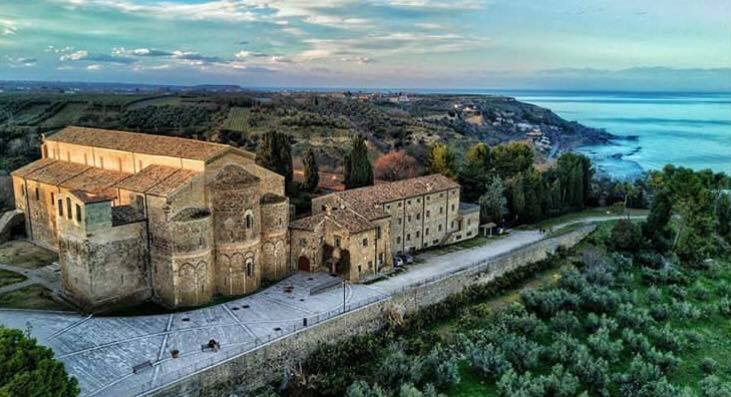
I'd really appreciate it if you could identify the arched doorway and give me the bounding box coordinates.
[298,256,310,272]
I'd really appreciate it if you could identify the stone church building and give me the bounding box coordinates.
[11,127,289,310]
[11,127,479,311]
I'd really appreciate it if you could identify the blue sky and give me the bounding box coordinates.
[1,0,730,90]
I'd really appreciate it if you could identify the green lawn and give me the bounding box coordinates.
[0,269,26,288]
[0,284,68,311]
[0,241,57,269]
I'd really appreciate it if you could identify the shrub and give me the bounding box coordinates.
[646,286,663,303]
[377,345,420,388]
[420,345,460,388]
[616,356,677,397]
[718,298,731,317]
[469,343,512,379]
[650,304,670,321]
[541,364,581,397]
[587,327,624,363]
[700,357,717,374]
[496,369,545,397]
[609,219,644,253]
[621,329,652,353]
[649,325,688,353]
[547,333,585,365]
[572,350,611,395]
[699,375,731,397]
[643,347,681,373]
[580,285,620,313]
[497,333,543,372]
[346,381,388,397]
[549,311,581,333]
[616,303,655,331]
[521,288,579,318]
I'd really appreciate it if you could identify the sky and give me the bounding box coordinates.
[0,0,730,90]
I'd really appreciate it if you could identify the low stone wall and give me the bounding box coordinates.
[147,226,595,397]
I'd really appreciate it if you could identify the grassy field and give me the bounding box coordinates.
[41,102,89,128]
[0,284,68,311]
[0,241,57,269]
[0,269,26,288]
[222,107,250,131]
[126,96,182,110]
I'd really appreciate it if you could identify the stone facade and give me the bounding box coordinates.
[296,174,479,282]
[149,226,596,397]
[11,127,290,310]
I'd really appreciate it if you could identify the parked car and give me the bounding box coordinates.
[404,254,414,264]
[394,256,404,267]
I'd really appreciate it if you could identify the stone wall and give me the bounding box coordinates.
[148,225,595,397]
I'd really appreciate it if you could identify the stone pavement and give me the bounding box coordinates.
[0,214,642,397]
[0,262,61,294]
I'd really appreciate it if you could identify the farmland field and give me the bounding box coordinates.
[41,102,89,128]
[223,106,249,132]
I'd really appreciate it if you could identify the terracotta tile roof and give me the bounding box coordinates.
[62,167,130,193]
[260,193,287,204]
[10,158,56,178]
[146,169,198,197]
[211,164,259,186]
[333,174,459,220]
[290,208,374,234]
[23,160,90,186]
[69,190,114,204]
[115,164,179,193]
[46,126,230,161]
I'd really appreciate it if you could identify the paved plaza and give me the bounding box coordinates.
[0,215,639,396]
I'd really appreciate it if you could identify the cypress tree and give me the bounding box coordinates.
[256,130,293,184]
[343,135,373,189]
[302,148,319,192]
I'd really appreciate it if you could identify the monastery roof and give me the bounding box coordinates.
[69,190,114,204]
[46,126,231,161]
[10,158,57,178]
[115,164,179,193]
[146,169,198,197]
[62,167,129,193]
[290,208,375,234]
[333,174,459,220]
[260,193,287,204]
[21,160,90,186]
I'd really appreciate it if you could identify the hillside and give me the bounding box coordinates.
[0,90,613,177]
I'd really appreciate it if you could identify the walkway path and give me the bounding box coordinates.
[0,262,62,294]
[0,214,643,397]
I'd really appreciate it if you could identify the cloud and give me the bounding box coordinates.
[171,50,223,63]
[58,49,136,64]
[5,56,37,67]
[0,19,18,35]
[113,47,172,57]
[86,64,102,70]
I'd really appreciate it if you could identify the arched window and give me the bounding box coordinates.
[246,258,254,277]
[66,198,72,219]
[245,213,253,229]
[58,199,63,216]
[76,204,82,222]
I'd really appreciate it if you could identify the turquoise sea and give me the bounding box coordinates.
[502,91,731,179]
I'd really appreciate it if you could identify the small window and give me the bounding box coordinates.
[451,221,455,228]
[416,198,421,203]
[416,231,420,238]
[427,196,430,201]
[51,192,55,206]
[406,233,411,241]
[58,200,63,216]
[35,187,39,201]
[376,227,381,239]
[407,215,411,222]
[358,265,362,273]
[451,204,455,211]
[76,204,82,222]
[398,202,402,207]
[335,236,341,247]
[440,193,444,198]
[362,238,368,247]
[407,200,411,205]
[396,236,401,244]
[416,213,420,220]
[426,228,430,236]
[438,224,442,232]
[439,207,444,214]
[385,204,390,210]
[245,213,253,229]
[246,261,253,276]
[426,210,430,218]
[66,198,72,219]
[398,218,402,225]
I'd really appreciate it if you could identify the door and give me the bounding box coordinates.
[298,256,310,272]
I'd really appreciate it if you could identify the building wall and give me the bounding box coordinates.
[344,226,377,282]
[169,212,215,307]
[58,215,150,310]
[12,177,61,250]
[148,226,596,397]
[449,210,480,244]
[260,199,290,281]
[289,227,323,273]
